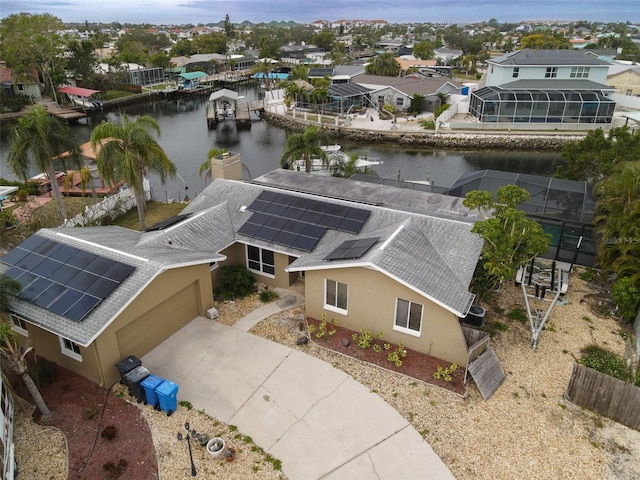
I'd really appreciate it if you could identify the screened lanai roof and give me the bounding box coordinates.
[445,170,595,224]
[328,83,372,98]
[472,85,613,103]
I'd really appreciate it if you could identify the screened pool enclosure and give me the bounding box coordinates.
[469,86,615,124]
[446,170,597,267]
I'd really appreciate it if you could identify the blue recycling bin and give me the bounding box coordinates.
[156,380,178,416]
[141,375,165,408]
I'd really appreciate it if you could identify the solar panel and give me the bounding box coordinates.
[324,237,379,261]
[1,235,136,322]
[241,191,371,252]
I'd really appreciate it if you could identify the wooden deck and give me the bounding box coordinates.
[43,101,87,121]
[235,99,264,126]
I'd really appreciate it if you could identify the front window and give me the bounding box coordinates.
[512,67,519,78]
[325,279,348,313]
[10,314,28,337]
[59,337,82,362]
[545,67,558,78]
[396,97,403,107]
[394,298,423,336]
[247,245,275,276]
[570,67,590,78]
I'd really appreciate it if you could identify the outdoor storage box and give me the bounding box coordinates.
[156,380,179,415]
[141,375,165,408]
[123,366,150,403]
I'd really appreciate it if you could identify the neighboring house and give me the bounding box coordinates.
[0,63,42,101]
[1,165,484,385]
[607,63,640,96]
[470,49,616,124]
[352,73,463,112]
[434,48,463,64]
[396,56,437,76]
[332,65,366,83]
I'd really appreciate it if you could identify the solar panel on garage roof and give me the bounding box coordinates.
[324,237,379,261]
[1,236,135,322]
[237,211,326,252]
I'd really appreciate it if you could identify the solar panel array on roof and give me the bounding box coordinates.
[324,237,379,261]
[238,191,371,252]
[1,235,135,322]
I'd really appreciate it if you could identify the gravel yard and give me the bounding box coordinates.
[11,272,640,479]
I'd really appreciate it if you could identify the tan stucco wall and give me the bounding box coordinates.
[94,264,213,386]
[304,267,469,366]
[212,243,294,289]
[14,323,103,384]
[608,71,640,96]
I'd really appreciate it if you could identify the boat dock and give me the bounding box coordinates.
[232,99,266,127]
[43,101,87,122]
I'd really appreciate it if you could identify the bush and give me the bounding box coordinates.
[382,103,396,115]
[0,92,31,112]
[217,264,256,299]
[434,103,451,118]
[420,119,435,130]
[0,210,17,230]
[101,425,118,441]
[259,286,279,303]
[580,344,632,383]
[103,458,127,479]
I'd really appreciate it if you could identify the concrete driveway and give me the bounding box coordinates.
[142,316,455,480]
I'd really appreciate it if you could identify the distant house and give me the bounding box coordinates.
[0,62,42,101]
[434,48,463,64]
[607,63,640,96]
[352,73,462,113]
[471,49,616,124]
[1,165,484,386]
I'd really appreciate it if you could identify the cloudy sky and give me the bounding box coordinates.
[1,0,637,25]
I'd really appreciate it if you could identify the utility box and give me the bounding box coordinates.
[141,375,165,408]
[123,366,150,403]
[156,380,179,416]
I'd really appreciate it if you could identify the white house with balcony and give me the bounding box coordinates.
[469,49,616,126]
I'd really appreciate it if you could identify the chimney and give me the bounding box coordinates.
[210,152,243,181]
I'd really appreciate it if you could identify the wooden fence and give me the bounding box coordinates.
[565,363,640,431]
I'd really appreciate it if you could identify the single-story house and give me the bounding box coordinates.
[2,163,484,386]
[607,63,640,96]
[352,73,463,112]
[0,63,42,101]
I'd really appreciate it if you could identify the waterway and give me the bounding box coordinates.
[0,85,565,201]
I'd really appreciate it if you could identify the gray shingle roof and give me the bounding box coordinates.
[352,74,461,96]
[1,226,219,346]
[488,49,610,67]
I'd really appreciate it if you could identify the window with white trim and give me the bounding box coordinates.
[393,298,423,336]
[325,279,348,313]
[9,314,29,337]
[247,245,275,276]
[570,67,590,78]
[512,67,519,78]
[545,67,558,78]
[59,337,82,362]
[396,97,403,107]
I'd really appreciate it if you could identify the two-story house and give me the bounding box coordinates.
[469,49,616,125]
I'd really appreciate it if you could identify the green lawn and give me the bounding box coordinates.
[111,201,187,231]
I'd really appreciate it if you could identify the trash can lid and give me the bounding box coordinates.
[141,375,165,388]
[123,365,150,383]
[115,355,142,373]
[156,379,178,395]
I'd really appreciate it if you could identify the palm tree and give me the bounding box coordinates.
[365,52,400,77]
[63,165,97,202]
[199,147,228,182]
[280,125,329,173]
[331,152,378,179]
[251,59,276,90]
[0,275,52,417]
[7,105,80,222]
[90,113,176,231]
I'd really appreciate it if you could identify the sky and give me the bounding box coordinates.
[1,0,638,25]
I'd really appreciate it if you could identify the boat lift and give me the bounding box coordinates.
[520,259,567,349]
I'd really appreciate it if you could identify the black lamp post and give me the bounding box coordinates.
[177,421,197,476]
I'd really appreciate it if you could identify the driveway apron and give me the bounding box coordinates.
[142,316,455,480]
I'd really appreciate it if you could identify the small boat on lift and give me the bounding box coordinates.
[59,86,103,110]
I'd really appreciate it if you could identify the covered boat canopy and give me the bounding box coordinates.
[208,88,241,102]
[178,71,208,80]
[59,86,100,97]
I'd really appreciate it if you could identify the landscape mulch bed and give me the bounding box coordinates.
[13,362,158,480]
[306,317,466,395]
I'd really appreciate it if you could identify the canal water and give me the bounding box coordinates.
[0,85,564,201]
